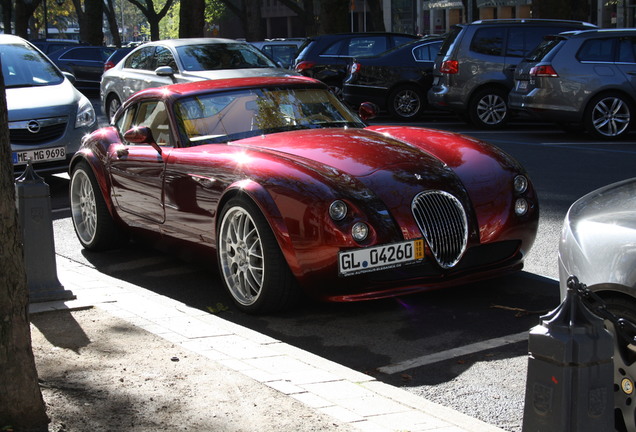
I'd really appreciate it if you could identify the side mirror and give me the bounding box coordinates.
[358,102,379,121]
[123,126,162,155]
[62,71,76,84]
[155,66,175,77]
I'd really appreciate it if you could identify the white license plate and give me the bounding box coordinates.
[13,146,66,165]
[516,80,528,91]
[338,239,425,277]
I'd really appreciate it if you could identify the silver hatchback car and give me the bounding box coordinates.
[100,38,295,121]
[510,29,636,140]
[1,35,97,176]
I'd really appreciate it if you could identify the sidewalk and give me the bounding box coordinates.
[30,255,507,432]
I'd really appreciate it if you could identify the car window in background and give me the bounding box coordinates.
[413,42,441,61]
[347,36,387,56]
[59,47,114,61]
[261,45,298,66]
[506,28,554,57]
[577,37,616,62]
[618,37,636,62]
[125,46,155,70]
[176,43,276,70]
[0,42,63,88]
[438,26,463,57]
[524,36,563,62]
[470,27,505,56]
[155,45,178,69]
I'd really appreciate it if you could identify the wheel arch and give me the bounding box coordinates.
[69,152,118,219]
[216,180,302,277]
[584,88,636,115]
[467,82,510,107]
[592,283,636,303]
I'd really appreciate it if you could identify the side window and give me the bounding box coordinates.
[618,37,636,63]
[321,40,345,56]
[470,27,505,56]
[154,46,177,70]
[135,101,171,146]
[125,47,155,70]
[577,38,616,62]
[347,36,387,56]
[413,42,441,61]
[116,105,137,136]
[506,27,555,58]
[61,48,99,61]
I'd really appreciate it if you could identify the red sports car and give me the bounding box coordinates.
[70,76,539,314]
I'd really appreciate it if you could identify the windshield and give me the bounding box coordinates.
[0,42,63,88]
[176,43,277,71]
[175,87,365,146]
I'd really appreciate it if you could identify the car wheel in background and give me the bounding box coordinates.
[106,94,121,122]
[70,161,127,251]
[217,196,299,314]
[388,85,424,120]
[585,92,633,140]
[601,294,636,432]
[468,86,509,129]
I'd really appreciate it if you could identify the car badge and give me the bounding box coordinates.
[27,120,41,134]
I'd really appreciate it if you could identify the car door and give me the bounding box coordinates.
[616,36,636,95]
[109,99,171,225]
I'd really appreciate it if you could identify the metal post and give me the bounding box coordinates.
[15,162,75,303]
[522,278,613,431]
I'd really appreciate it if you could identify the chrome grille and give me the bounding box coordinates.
[9,117,67,144]
[411,190,468,269]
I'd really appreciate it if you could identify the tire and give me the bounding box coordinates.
[388,85,424,120]
[467,87,509,129]
[217,196,299,314]
[106,94,121,122]
[601,294,636,432]
[584,93,633,140]
[69,161,127,251]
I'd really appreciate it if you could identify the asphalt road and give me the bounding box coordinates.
[46,104,636,432]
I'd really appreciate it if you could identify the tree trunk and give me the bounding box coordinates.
[1,0,12,34]
[319,0,349,33]
[0,52,49,432]
[127,0,176,41]
[104,0,122,47]
[14,0,40,39]
[83,0,105,45]
[179,0,205,38]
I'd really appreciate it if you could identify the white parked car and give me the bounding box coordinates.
[100,38,296,121]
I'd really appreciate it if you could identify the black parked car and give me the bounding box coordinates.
[293,32,419,97]
[343,37,443,120]
[103,47,134,72]
[48,45,116,91]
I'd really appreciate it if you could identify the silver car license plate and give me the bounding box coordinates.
[13,146,66,165]
[338,239,425,276]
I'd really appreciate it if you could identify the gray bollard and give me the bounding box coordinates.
[15,161,75,303]
[522,280,614,431]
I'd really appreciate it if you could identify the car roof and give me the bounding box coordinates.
[131,75,325,100]
[48,45,114,57]
[469,18,597,27]
[0,34,32,45]
[557,28,636,38]
[138,38,248,48]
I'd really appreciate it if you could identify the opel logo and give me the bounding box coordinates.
[26,120,40,134]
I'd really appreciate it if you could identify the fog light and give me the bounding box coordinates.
[329,200,347,221]
[351,222,369,242]
[515,198,529,216]
[513,175,528,194]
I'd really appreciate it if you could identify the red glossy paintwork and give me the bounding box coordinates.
[72,76,539,302]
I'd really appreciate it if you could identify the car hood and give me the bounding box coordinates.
[559,177,636,294]
[234,127,450,178]
[6,79,81,120]
[179,68,298,81]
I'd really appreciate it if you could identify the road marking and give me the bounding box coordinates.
[377,330,529,375]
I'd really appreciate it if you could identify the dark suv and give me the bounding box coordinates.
[510,29,636,140]
[293,32,419,97]
[428,19,596,129]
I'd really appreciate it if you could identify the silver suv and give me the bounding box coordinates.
[428,19,596,129]
[510,29,636,140]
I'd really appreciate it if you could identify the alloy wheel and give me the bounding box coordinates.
[218,206,265,307]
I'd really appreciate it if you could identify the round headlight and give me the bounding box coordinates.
[329,200,347,221]
[513,175,528,194]
[351,222,369,242]
[515,198,528,216]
